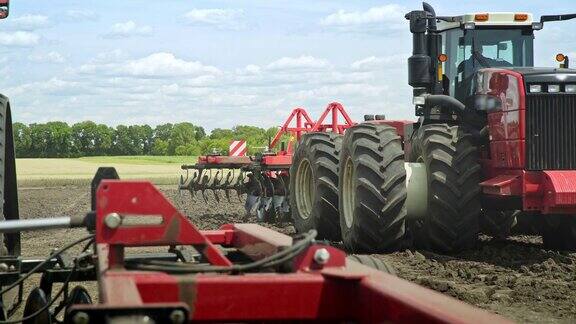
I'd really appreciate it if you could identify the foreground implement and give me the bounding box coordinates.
[0,172,508,323]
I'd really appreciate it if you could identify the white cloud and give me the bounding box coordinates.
[351,55,406,71]
[9,14,50,31]
[266,56,331,71]
[121,53,220,77]
[104,21,153,38]
[10,51,414,129]
[236,64,261,75]
[184,8,245,30]
[65,9,98,21]
[0,31,39,47]
[79,52,221,78]
[92,49,128,63]
[6,78,80,97]
[28,51,66,63]
[320,5,406,32]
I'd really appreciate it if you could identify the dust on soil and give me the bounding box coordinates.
[17,184,576,323]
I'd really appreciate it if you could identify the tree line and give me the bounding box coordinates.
[13,121,282,158]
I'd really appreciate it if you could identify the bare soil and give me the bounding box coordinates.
[16,184,576,323]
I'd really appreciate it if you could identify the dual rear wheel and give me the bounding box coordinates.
[290,124,409,252]
[290,132,342,241]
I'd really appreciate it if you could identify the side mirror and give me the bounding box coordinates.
[0,0,9,19]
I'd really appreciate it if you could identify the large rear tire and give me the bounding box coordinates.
[290,132,342,241]
[541,215,576,251]
[409,124,481,253]
[338,124,407,253]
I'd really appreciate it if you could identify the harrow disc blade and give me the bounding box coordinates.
[257,197,274,223]
[23,287,51,324]
[245,195,260,215]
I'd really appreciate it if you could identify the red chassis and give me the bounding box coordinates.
[71,180,509,323]
[476,69,576,214]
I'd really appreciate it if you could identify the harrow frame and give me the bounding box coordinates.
[77,180,506,323]
[178,102,355,224]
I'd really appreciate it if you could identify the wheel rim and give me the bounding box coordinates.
[342,157,355,228]
[404,162,428,220]
[295,158,314,219]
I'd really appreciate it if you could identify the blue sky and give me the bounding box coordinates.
[2,0,576,130]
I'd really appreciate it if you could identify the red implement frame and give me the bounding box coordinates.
[191,103,355,169]
[269,107,315,154]
[196,155,252,166]
[270,102,355,153]
[79,180,511,323]
[310,102,355,134]
[262,102,356,168]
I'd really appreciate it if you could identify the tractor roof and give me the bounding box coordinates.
[437,12,533,31]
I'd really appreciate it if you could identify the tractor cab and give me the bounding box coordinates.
[436,13,535,103]
[407,4,576,118]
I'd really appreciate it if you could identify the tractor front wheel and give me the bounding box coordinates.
[541,215,576,251]
[290,132,342,241]
[409,123,481,253]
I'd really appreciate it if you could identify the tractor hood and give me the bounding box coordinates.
[506,67,576,83]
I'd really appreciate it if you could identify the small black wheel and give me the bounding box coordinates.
[338,123,407,253]
[290,132,342,241]
[23,287,51,324]
[541,215,576,251]
[64,286,92,322]
[347,254,396,275]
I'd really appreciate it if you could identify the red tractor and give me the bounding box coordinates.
[290,2,576,253]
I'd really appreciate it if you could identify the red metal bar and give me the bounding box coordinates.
[230,223,292,260]
[88,181,511,323]
[198,155,251,165]
[310,102,355,133]
[96,180,232,266]
[93,256,510,323]
[269,107,315,150]
[260,154,292,167]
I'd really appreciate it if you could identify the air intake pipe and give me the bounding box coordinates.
[406,9,432,91]
[423,94,466,116]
